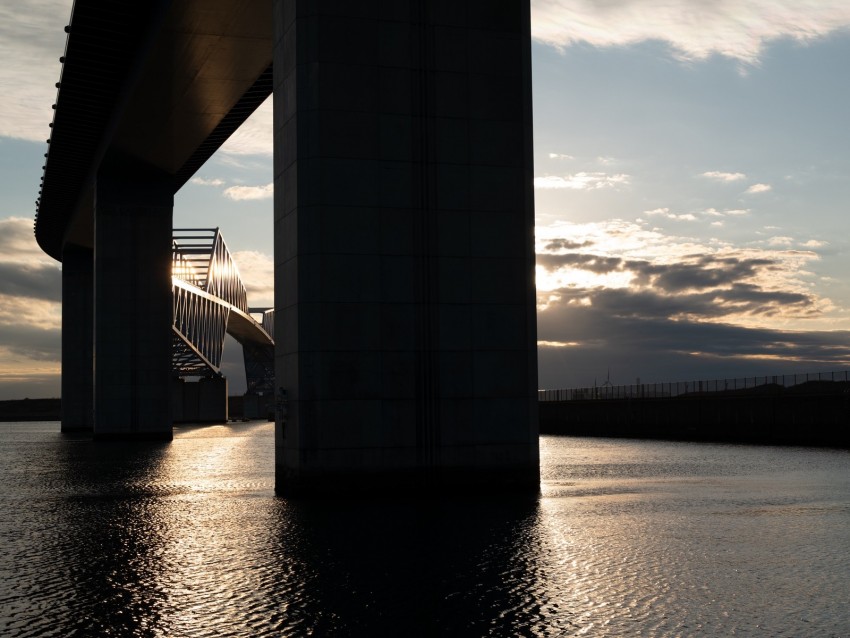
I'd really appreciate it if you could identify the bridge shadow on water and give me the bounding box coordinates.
[29,424,546,637]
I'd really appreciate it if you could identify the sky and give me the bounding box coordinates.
[1,0,850,399]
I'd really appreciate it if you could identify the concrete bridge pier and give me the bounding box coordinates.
[172,377,229,424]
[92,159,174,440]
[273,0,539,494]
[61,244,94,433]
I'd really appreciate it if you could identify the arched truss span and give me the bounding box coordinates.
[172,228,274,392]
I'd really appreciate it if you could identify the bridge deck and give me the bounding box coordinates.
[36,0,272,260]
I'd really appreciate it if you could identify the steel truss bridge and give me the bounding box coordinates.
[171,228,274,394]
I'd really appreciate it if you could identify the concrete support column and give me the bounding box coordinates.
[273,0,539,494]
[61,244,94,432]
[172,377,229,423]
[197,377,228,423]
[93,158,173,440]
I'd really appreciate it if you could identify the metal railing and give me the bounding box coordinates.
[538,370,850,402]
[172,228,249,314]
[171,228,269,380]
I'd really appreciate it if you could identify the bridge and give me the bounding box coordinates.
[171,228,274,421]
[36,0,539,494]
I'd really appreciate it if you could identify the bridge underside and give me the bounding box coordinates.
[40,0,539,492]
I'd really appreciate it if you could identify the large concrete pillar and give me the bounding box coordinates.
[273,1,538,493]
[197,377,228,423]
[61,244,94,432]
[93,157,173,440]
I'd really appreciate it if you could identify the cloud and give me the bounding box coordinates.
[535,219,846,387]
[746,183,772,194]
[629,256,779,293]
[539,252,818,321]
[231,250,274,307]
[537,302,850,389]
[699,207,751,218]
[767,236,794,246]
[644,208,697,221]
[646,207,750,221]
[0,0,72,142]
[0,325,60,362]
[538,253,624,275]
[0,216,57,263]
[547,283,816,324]
[548,153,574,160]
[701,171,747,181]
[0,218,64,398]
[535,218,831,328]
[0,294,61,334]
[219,98,273,156]
[544,238,594,251]
[0,217,62,305]
[0,263,61,302]
[534,172,630,190]
[223,183,274,201]
[531,0,850,65]
[191,177,225,187]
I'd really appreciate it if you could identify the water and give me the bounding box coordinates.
[2,422,850,637]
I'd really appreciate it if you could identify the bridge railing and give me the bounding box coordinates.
[538,370,850,401]
[172,228,249,314]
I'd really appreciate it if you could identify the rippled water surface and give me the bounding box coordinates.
[2,422,850,637]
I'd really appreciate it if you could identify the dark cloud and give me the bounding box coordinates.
[549,280,816,322]
[538,248,783,293]
[536,241,825,387]
[627,256,777,292]
[544,238,594,251]
[0,262,61,302]
[537,252,624,274]
[536,247,818,322]
[537,290,850,390]
[0,218,62,301]
[0,325,60,362]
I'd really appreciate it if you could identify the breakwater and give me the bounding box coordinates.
[0,398,61,422]
[539,380,850,447]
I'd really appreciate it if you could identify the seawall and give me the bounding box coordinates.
[539,382,850,447]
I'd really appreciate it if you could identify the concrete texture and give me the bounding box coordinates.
[173,377,229,423]
[93,158,173,440]
[61,245,94,432]
[273,0,539,494]
[198,377,229,422]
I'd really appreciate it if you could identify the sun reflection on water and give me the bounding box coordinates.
[3,423,850,636]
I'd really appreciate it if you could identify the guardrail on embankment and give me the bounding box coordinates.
[538,370,850,402]
[538,370,850,447]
